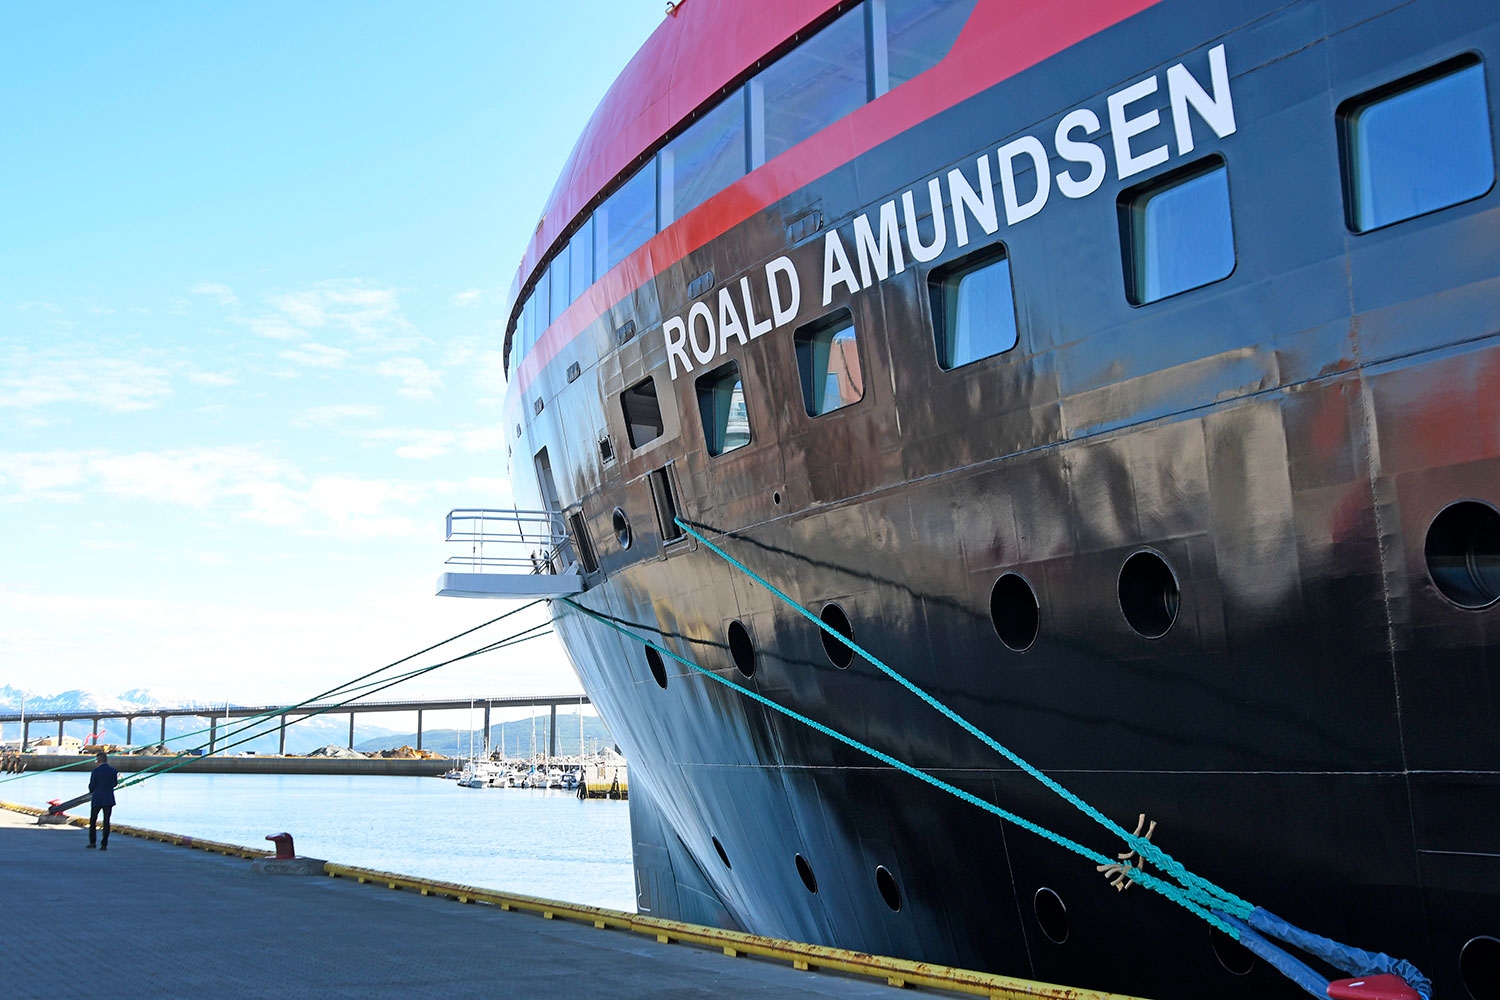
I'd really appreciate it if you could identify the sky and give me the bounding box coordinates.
[0,3,665,710]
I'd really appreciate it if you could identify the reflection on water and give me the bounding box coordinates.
[8,772,635,910]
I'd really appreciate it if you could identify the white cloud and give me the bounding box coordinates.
[473,349,508,397]
[460,426,507,453]
[293,403,382,427]
[0,348,173,412]
[242,315,306,341]
[360,427,455,460]
[452,289,483,306]
[190,283,240,307]
[279,342,350,368]
[375,356,442,399]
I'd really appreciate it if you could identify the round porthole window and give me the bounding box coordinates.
[875,865,902,912]
[795,853,819,894]
[612,508,632,549]
[1462,935,1500,1000]
[1118,550,1180,639]
[819,603,855,669]
[644,646,667,689]
[727,620,756,678]
[1033,887,1068,944]
[1210,926,1256,976]
[990,573,1040,652]
[1425,501,1500,609]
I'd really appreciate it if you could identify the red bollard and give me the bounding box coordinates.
[265,833,295,860]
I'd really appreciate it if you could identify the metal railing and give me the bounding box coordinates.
[444,508,575,576]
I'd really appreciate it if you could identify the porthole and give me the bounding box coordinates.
[795,853,819,894]
[1425,501,1500,609]
[819,603,855,669]
[1033,887,1068,944]
[644,646,668,689]
[1118,550,1180,639]
[727,620,756,678]
[612,508,632,549]
[773,490,782,506]
[1210,926,1256,976]
[1462,936,1500,1000]
[990,573,1039,652]
[875,865,902,912]
[712,836,732,870]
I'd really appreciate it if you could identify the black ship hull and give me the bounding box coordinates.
[495,2,1500,997]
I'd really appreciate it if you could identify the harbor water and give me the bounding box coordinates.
[4,771,635,910]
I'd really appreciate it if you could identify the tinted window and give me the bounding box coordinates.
[595,160,658,276]
[521,293,538,355]
[695,361,751,456]
[795,312,864,416]
[933,248,1019,369]
[621,376,665,448]
[549,254,570,322]
[661,94,746,225]
[534,264,552,329]
[1341,60,1494,232]
[749,6,866,167]
[879,0,977,92]
[1122,158,1234,304]
[568,218,594,303]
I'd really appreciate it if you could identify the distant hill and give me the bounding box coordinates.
[356,710,614,758]
[0,686,403,755]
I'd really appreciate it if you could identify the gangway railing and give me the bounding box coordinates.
[436,508,585,600]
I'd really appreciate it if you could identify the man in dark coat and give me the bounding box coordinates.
[87,751,118,850]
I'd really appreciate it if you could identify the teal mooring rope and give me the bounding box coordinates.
[558,516,1434,1000]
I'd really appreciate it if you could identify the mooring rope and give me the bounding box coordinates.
[558,516,1432,1000]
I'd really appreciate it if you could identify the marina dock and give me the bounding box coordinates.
[0,802,1136,1000]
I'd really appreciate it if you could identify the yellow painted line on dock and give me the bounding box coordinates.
[1,800,1145,1000]
[319,860,1149,1000]
[1,800,271,859]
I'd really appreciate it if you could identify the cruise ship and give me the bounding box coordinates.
[444,2,1500,997]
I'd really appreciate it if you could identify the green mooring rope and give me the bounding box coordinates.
[668,516,1252,921]
[561,594,1235,936]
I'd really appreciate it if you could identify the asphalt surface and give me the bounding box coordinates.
[0,807,896,1000]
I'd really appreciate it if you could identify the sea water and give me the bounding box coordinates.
[4,771,635,910]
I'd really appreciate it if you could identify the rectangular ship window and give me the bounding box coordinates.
[595,160,658,276]
[1119,157,1234,305]
[649,467,685,542]
[876,0,978,94]
[568,217,594,304]
[748,6,866,167]
[1340,58,1494,232]
[930,246,1019,369]
[795,310,865,416]
[567,510,599,574]
[660,92,746,226]
[549,254,570,323]
[621,376,665,448]
[695,361,751,457]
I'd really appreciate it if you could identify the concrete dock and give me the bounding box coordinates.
[0,805,1041,1000]
[14,753,454,776]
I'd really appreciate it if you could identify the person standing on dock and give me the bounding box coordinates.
[87,751,117,850]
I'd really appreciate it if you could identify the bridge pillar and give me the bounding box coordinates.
[91,718,99,745]
[159,715,166,746]
[549,704,557,758]
[22,718,29,750]
[209,716,216,754]
[279,715,287,755]
[348,712,355,750]
[58,720,64,745]
[126,716,133,746]
[483,703,491,756]
[416,710,423,752]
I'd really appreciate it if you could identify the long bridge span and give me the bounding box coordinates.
[0,694,592,756]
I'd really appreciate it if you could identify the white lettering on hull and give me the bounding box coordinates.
[662,45,1237,379]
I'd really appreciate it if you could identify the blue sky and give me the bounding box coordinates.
[0,3,664,708]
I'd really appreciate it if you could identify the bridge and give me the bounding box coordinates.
[0,694,592,757]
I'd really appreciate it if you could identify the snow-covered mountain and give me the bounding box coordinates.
[0,687,404,755]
